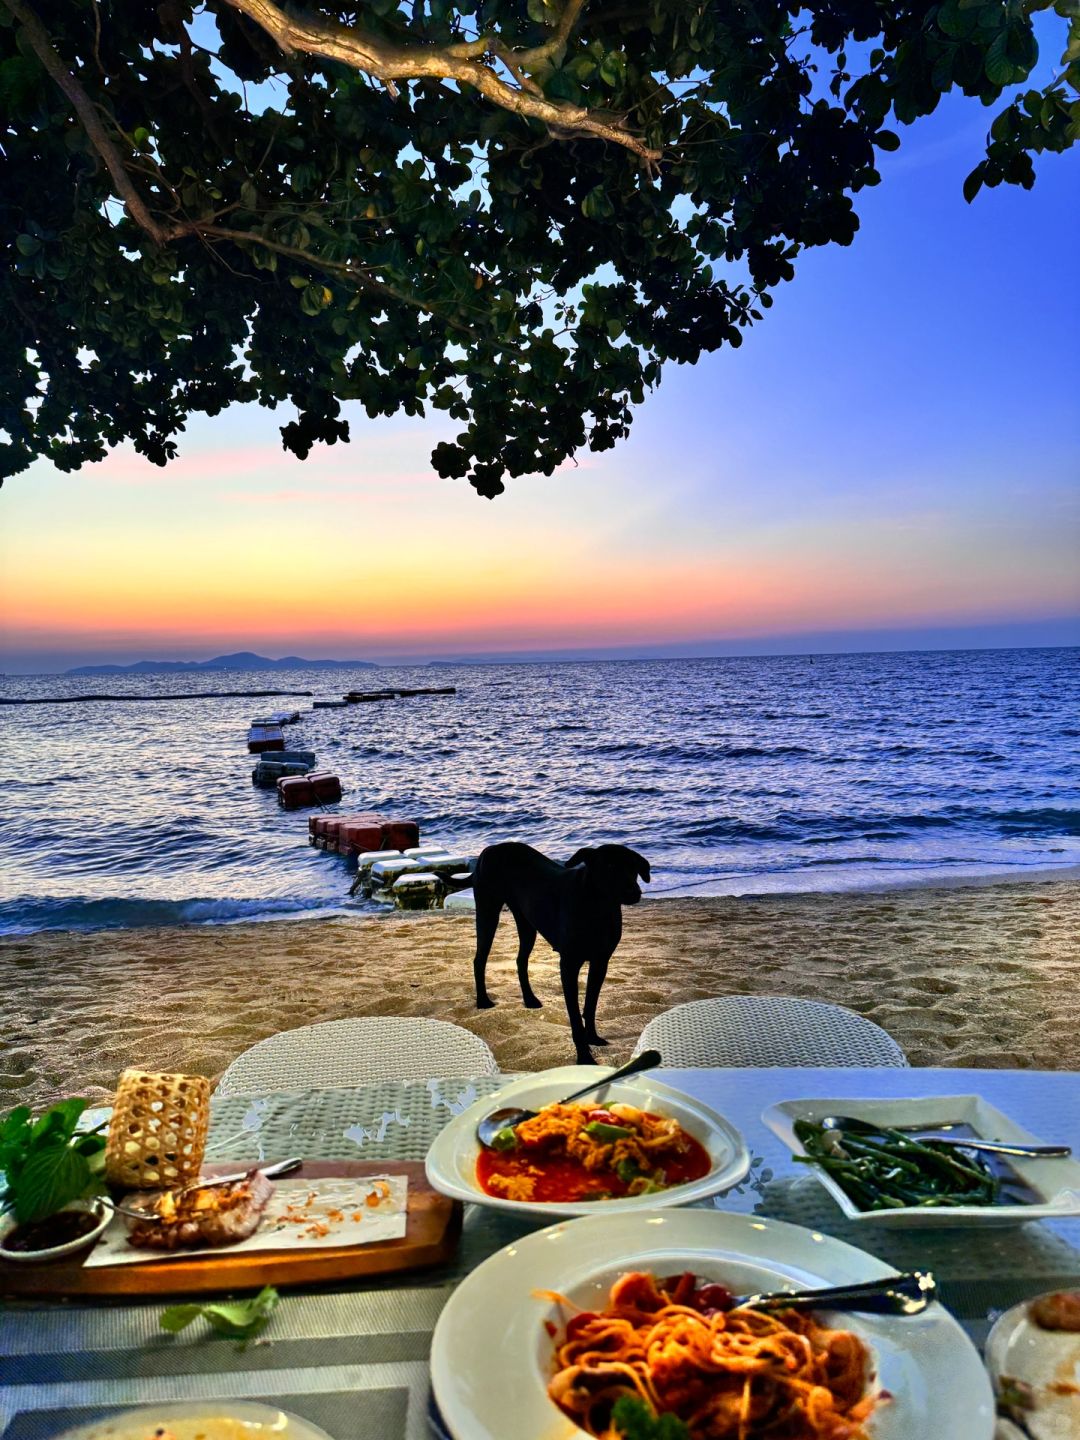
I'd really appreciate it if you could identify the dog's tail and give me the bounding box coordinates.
[442,870,475,894]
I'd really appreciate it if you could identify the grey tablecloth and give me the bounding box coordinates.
[4,1068,1079,1439]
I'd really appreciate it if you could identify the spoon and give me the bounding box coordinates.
[735,1269,935,1316]
[820,1115,1070,1159]
[476,1050,663,1149]
[102,1157,304,1221]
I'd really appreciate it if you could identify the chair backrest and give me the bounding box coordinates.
[632,995,908,1068]
[216,1017,500,1096]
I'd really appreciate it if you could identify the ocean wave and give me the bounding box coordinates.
[0,894,343,935]
[588,741,814,762]
[681,811,959,842]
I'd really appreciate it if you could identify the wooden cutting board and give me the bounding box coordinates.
[0,1161,461,1298]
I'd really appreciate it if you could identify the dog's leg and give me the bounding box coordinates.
[559,952,595,1064]
[472,888,501,1009]
[582,953,611,1047]
[513,916,542,1009]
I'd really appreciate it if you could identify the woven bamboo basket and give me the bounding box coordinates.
[105,1069,210,1189]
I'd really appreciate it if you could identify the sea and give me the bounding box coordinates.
[1,647,1077,935]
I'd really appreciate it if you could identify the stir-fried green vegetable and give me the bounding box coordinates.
[793,1119,1002,1210]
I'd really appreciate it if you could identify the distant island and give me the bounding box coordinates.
[66,651,378,676]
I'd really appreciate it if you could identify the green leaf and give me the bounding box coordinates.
[610,1395,690,1440]
[963,162,986,201]
[30,1099,87,1145]
[158,1303,206,1334]
[160,1286,280,1339]
[15,233,39,256]
[14,1145,89,1223]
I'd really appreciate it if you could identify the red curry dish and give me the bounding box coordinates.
[476,1101,712,1203]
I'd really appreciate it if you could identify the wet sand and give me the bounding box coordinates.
[1,878,1076,1106]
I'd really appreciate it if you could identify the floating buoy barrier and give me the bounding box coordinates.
[252,758,313,788]
[411,852,471,877]
[391,871,444,910]
[341,686,457,703]
[248,723,285,754]
[313,699,349,709]
[277,772,343,809]
[350,849,471,905]
[307,813,420,856]
[264,709,301,726]
[272,749,317,766]
[369,856,427,894]
[443,890,476,911]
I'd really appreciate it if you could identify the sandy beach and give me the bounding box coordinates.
[1,876,1076,1107]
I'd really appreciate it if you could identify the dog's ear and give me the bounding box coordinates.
[565,848,595,870]
[628,849,651,883]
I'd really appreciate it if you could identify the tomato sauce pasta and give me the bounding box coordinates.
[545,1271,880,1439]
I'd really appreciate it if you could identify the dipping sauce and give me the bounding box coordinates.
[3,1209,100,1253]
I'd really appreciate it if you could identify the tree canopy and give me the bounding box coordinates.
[1,0,1076,495]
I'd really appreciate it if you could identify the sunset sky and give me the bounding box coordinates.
[2,87,1077,674]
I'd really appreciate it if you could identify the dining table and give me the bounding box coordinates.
[3,1064,1079,1440]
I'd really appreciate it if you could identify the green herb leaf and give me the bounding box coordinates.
[160,1286,280,1340]
[14,1145,90,1223]
[30,1099,88,1146]
[611,1395,690,1440]
[157,1303,207,1334]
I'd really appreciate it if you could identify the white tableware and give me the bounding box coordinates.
[49,1402,336,1440]
[424,1063,750,1217]
[429,1207,995,1440]
[985,1290,1080,1440]
[0,1198,109,1263]
[762,1094,1080,1228]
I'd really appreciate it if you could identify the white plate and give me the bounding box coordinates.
[424,1064,749,1218]
[429,1207,995,1440]
[49,1401,335,1440]
[985,1291,1080,1440]
[762,1095,1080,1228]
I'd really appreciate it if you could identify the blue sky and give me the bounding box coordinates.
[1,52,1077,672]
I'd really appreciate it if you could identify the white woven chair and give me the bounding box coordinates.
[632,996,908,1068]
[215,1017,500,1096]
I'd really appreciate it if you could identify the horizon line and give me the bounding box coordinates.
[4,629,1078,676]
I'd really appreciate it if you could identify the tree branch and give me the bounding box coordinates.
[0,0,171,244]
[513,0,588,66]
[218,0,661,164]
[177,224,484,337]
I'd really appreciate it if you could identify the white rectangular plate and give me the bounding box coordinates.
[762,1095,1080,1228]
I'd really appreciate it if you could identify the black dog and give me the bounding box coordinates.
[469,841,651,1064]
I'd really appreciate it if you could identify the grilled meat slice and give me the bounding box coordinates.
[1031,1290,1080,1332]
[126,1169,273,1250]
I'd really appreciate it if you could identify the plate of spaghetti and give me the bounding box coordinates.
[429,1209,995,1440]
[425,1065,749,1217]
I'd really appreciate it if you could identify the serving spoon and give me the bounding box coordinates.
[476,1051,663,1149]
[735,1269,936,1316]
[819,1115,1071,1159]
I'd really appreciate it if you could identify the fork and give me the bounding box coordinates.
[101,1157,303,1221]
[735,1270,936,1316]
